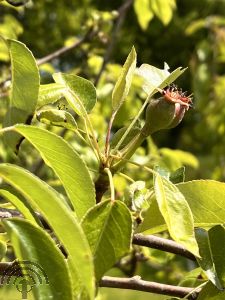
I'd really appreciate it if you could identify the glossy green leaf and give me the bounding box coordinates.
[82,200,132,280]
[37,83,65,108]
[154,174,199,257]
[138,63,187,95]
[2,39,39,152]
[0,187,39,224]
[53,73,96,115]
[14,125,95,220]
[195,227,225,289]
[0,164,95,299]
[3,218,73,300]
[134,0,153,30]
[36,109,77,130]
[112,46,136,112]
[150,0,176,25]
[198,282,225,300]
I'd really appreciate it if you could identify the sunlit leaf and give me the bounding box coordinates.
[150,0,176,25]
[0,187,39,224]
[53,73,96,116]
[137,63,186,95]
[82,200,132,280]
[154,174,199,257]
[2,39,39,152]
[14,125,95,220]
[134,0,153,30]
[37,83,65,108]
[0,164,95,299]
[3,218,73,300]
[112,46,137,112]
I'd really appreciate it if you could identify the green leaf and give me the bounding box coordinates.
[208,226,225,286]
[124,181,149,212]
[169,167,185,184]
[150,0,176,25]
[36,109,77,130]
[53,73,96,116]
[138,63,187,95]
[2,39,39,152]
[178,180,225,228]
[0,240,7,261]
[14,125,95,220]
[160,148,199,171]
[138,180,225,235]
[0,164,95,299]
[136,196,166,234]
[82,200,132,281]
[154,174,199,257]
[198,282,225,300]
[0,187,39,225]
[112,46,137,112]
[110,126,141,150]
[3,218,73,300]
[37,83,65,108]
[134,0,154,30]
[5,0,29,7]
[195,227,225,289]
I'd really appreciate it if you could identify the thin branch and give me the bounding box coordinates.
[0,207,197,262]
[94,0,134,86]
[36,27,96,66]
[133,234,196,261]
[99,276,200,299]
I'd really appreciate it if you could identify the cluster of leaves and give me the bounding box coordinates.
[0,36,223,300]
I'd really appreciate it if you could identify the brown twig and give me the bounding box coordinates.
[133,234,196,261]
[99,276,200,299]
[36,27,96,66]
[94,0,134,86]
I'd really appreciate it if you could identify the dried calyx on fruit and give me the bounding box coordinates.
[141,84,193,136]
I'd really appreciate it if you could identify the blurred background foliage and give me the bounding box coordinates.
[0,0,225,299]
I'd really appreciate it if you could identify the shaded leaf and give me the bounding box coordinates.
[36,109,77,130]
[0,164,95,299]
[2,39,39,152]
[196,228,223,289]
[82,200,132,280]
[14,125,95,220]
[154,174,199,257]
[112,46,137,112]
[198,282,225,300]
[3,218,73,300]
[53,73,96,115]
[110,126,141,150]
